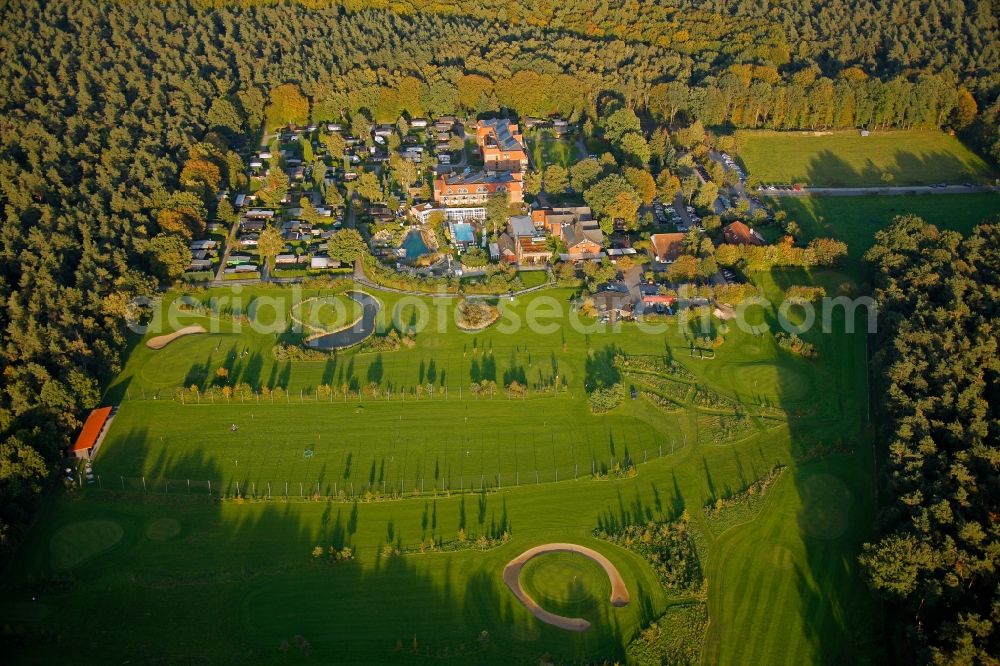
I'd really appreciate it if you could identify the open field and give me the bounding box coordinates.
[736,129,995,186]
[775,192,1000,261]
[527,131,584,169]
[2,273,879,664]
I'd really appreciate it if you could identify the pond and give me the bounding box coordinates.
[400,229,430,259]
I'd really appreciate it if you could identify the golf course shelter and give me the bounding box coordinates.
[71,406,113,460]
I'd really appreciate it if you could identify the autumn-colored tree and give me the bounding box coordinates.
[543,164,569,194]
[257,169,290,208]
[324,185,344,208]
[457,74,493,111]
[374,87,400,124]
[952,88,977,128]
[216,198,237,225]
[609,190,641,229]
[570,158,602,191]
[388,154,417,189]
[180,157,222,194]
[397,76,424,118]
[523,171,542,197]
[714,244,740,266]
[624,167,656,205]
[354,171,383,203]
[299,197,321,226]
[666,254,699,282]
[328,228,368,264]
[656,170,681,201]
[256,225,284,269]
[694,181,718,210]
[156,194,206,239]
[584,174,639,228]
[807,237,848,265]
[320,132,346,159]
[265,83,309,129]
[147,233,191,281]
[619,132,650,166]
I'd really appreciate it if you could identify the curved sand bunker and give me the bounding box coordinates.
[146,325,206,350]
[503,543,630,632]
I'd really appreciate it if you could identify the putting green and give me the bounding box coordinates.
[520,552,610,617]
[50,520,124,571]
[146,517,182,541]
[290,294,363,335]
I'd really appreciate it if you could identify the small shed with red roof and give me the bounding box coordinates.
[71,407,113,460]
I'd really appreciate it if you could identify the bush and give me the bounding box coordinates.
[596,518,703,592]
[775,332,818,357]
[588,384,624,413]
[785,285,826,301]
[358,328,414,353]
[272,343,331,361]
[460,247,488,268]
[703,466,786,535]
[627,604,708,666]
[456,298,499,330]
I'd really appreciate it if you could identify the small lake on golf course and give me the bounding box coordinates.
[400,229,430,259]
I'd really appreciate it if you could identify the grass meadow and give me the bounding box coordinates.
[527,131,585,170]
[776,192,1000,261]
[736,129,994,186]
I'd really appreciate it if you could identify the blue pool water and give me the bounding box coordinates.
[401,229,430,258]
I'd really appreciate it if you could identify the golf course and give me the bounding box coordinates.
[1,256,885,664]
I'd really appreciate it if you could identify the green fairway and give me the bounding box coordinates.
[2,277,880,664]
[736,129,994,186]
[775,193,1000,261]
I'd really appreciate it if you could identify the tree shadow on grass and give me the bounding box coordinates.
[584,344,620,392]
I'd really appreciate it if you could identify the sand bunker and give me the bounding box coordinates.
[146,325,206,350]
[503,543,629,632]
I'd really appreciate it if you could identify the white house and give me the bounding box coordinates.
[310,256,341,269]
[410,203,486,225]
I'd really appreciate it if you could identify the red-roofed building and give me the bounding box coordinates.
[433,170,523,205]
[723,221,765,246]
[475,119,528,172]
[71,407,113,460]
[649,233,686,263]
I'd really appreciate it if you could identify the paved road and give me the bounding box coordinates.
[214,216,242,282]
[762,184,998,197]
[306,291,380,350]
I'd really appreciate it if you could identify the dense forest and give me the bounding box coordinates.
[195,0,1000,151]
[0,0,997,565]
[862,218,999,663]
